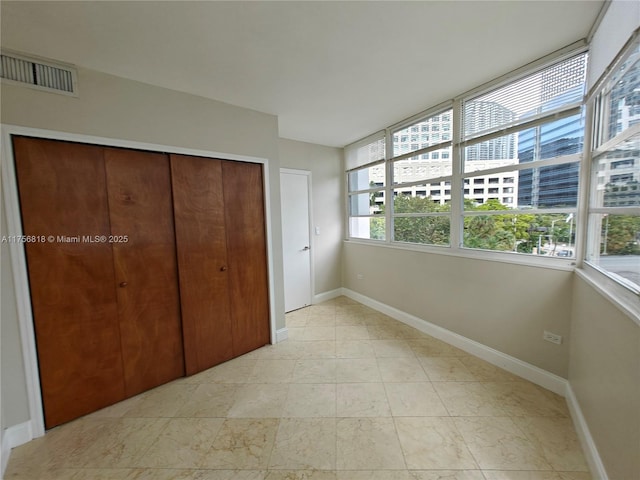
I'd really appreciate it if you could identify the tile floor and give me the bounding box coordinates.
[5,297,591,480]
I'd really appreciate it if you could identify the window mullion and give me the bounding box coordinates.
[451,98,464,250]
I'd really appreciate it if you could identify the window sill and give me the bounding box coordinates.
[344,237,576,271]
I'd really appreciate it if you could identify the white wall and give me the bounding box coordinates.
[343,243,574,377]
[278,138,344,297]
[0,67,285,433]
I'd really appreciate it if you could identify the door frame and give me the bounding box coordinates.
[1,124,279,439]
[280,168,314,312]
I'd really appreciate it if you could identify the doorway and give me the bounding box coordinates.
[280,169,312,312]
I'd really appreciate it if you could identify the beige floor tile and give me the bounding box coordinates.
[394,417,478,469]
[72,417,170,468]
[203,418,279,469]
[301,326,336,341]
[294,340,336,358]
[175,384,238,417]
[335,325,370,340]
[433,382,507,416]
[181,358,256,384]
[335,314,366,326]
[407,338,468,357]
[135,418,225,468]
[481,382,569,417]
[286,314,310,328]
[457,356,522,382]
[292,359,337,383]
[123,383,198,418]
[307,305,336,315]
[307,314,337,327]
[513,417,590,472]
[370,339,415,358]
[266,471,335,480]
[282,383,337,417]
[337,383,391,417]
[268,418,336,470]
[287,327,306,340]
[247,359,296,383]
[481,472,562,480]
[453,417,552,470]
[557,473,593,480]
[377,356,428,382]
[336,418,406,470]
[367,324,411,340]
[227,384,289,418]
[419,357,476,381]
[336,471,414,480]
[363,312,396,325]
[335,340,375,358]
[385,382,449,417]
[411,472,485,480]
[336,358,382,382]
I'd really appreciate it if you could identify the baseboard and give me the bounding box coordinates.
[275,327,289,343]
[313,288,343,304]
[565,384,608,480]
[342,288,568,396]
[1,420,32,477]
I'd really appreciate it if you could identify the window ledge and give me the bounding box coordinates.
[344,238,576,272]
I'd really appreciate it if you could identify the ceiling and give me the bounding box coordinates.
[1,1,604,148]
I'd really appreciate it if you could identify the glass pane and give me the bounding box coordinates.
[465,114,584,173]
[592,133,640,208]
[350,192,384,216]
[394,187,452,213]
[393,109,452,157]
[394,216,450,246]
[587,213,640,288]
[464,163,579,210]
[601,41,640,144]
[350,217,385,241]
[464,53,587,137]
[463,213,576,256]
[345,134,385,170]
[348,163,385,192]
[393,148,452,185]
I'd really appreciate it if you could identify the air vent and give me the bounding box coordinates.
[0,51,77,95]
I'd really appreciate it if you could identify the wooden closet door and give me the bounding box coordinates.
[104,148,184,396]
[13,137,125,429]
[170,154,233,375]
[222,161,270,356]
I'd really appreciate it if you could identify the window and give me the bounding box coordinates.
[346,132,386,240]
[586,37,640,290]
[346,48,588,262]
[461,52,587,255]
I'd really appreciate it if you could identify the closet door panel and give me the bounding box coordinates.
[222,161,270,356]
[170,154,233,375]
[104,148,184,396]
[13,137,125,429]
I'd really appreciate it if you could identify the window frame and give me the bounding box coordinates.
[344,41,589,269]
[584,31,640,294]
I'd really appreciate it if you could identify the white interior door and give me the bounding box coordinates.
[280,170,312,312]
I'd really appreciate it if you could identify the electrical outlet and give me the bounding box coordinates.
[357,274,364,280]
[543,330,562,345]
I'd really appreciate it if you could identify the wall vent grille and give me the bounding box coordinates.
[1,52,77,95]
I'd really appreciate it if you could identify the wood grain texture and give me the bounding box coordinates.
[13,136,126,429]
[104,148,184,397]
[170,154,233,375]
[222,160,270,356]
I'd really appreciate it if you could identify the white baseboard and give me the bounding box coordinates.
[1,420,32,477]
[565,384,608,480]
[275,327,288,343]
[342,288,567,396]
[313,288,343,304]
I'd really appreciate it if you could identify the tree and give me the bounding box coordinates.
[392,195,450,245]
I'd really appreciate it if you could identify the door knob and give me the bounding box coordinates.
[220,266,228,272]
[302,246,310,251]
[119,282,128,288]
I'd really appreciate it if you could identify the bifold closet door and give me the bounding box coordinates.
[170,154,234,375]
[104,148,184,396]
[13,137,126,428]
[222,160,270,356]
